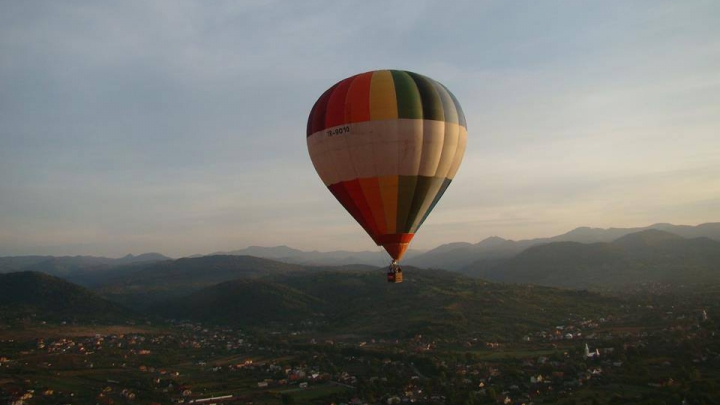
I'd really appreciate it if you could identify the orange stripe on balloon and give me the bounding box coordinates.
[358,177,387,236]
[376,233,414,244]
[384,244,409,261]
[377,175,399,234]
[345,72,372,124]
[378,233,414,262]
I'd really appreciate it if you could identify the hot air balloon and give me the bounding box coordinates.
[307,70,467,282]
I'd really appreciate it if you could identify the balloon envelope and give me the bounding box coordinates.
[307,70,467,261]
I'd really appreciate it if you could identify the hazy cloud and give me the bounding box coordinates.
[1,1,718,256]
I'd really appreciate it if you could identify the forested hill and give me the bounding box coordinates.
[0,271,134,322]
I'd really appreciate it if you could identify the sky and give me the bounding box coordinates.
[1,1,719,258]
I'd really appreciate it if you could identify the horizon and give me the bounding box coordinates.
[2,219,716,259]
[2,2,719,257]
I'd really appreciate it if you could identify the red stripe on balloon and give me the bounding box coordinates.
[343,179,381,243]
[308,84,338,136]
[328,182,378,244]
[328,182,374,240]
[325,76,355,129]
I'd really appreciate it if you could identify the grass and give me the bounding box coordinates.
[272,383,350,402]
[0,324,168,340]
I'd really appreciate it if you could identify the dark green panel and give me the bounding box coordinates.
[391,70,422,119]
[404,176,445,231]
[433,82,458,125]
[395,175,418,233]
[407,72,444,122]
[412,178,452,233]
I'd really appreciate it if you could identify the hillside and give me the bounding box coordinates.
[406,222,720,270]
[154,279,323,325]
[0,271,134,322]
[95,255,307,308]
[463,230,720,289]
[157,267,618,339]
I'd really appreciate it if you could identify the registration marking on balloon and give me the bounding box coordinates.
[307,70,467,263]
[325,125,352,137]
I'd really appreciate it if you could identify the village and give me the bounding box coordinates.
[1,299,717,405]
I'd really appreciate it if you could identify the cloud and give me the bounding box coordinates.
[1,1,719,256]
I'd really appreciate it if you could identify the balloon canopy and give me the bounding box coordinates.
[306,70,467,262]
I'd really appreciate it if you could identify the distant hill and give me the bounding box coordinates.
[0,271,134,322]
[405,237,529,270]
[157,267,618,339]
[95,255,307,309]
[0,253,172,278]
[203,246,423,267]
[463,230,720,289]
[115,253,171,265]
[406,222,720,270]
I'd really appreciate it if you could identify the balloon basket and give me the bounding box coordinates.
[387,262,403,283]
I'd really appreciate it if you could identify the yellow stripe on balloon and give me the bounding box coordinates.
[369,71,398,121]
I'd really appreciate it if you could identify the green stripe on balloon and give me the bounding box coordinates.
[405,176,446,231]
[396,175,418,233]
[390,70,423,120]
[407,72,445,121]
[413,178,452,233]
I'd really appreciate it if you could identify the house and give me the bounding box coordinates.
[585,344,600,358]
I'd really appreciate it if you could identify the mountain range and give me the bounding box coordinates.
[3,223,717,272]
[0,253,171,277]
[3,224,719,337]
[405,222,720,270]
[202,245,423,267]
[463,229,720,289]
[190,222,720,269]
[2,222,718,299]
